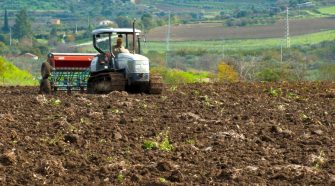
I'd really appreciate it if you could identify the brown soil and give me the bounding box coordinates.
[0,82,334,185]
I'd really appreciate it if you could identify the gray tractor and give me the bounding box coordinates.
[87,27,163,94]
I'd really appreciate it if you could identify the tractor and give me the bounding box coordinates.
[39,25,163,94]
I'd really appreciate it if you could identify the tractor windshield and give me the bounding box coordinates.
[93,31,142,55]
[95,33,111,54]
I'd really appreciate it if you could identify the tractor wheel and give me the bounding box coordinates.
[41,62,52,79]
[87,73,126,94]
[148,75,163,94]
[109,73,126,92]
[39,79,51,94]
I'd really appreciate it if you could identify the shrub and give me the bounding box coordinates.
[256,68,281,82]
[0,56,7,78]
[318,63,335,80]
[217,62,239,82]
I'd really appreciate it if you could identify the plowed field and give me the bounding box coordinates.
[0,82,334,185]
[148,18,335,41]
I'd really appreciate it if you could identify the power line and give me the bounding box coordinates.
[9,27,12,46]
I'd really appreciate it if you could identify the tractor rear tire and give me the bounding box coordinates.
[148,75,163,94]
[87,72,126,94]
[39,79,51,94]
[109,73,126,92]
[41,62,52,79]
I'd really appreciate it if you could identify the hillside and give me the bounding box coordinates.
[1,0,334,12]
[0,0,276,11]
[0,57,36,86]
[1,0,335,38]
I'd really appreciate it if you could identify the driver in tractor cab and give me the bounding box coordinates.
[112,36,129,57]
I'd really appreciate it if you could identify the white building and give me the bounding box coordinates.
[99,20,115,26]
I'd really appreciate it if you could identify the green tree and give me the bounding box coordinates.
[48,26,58,46]
[0,34,9,44]
[115,16,132,28]
[83,23,93,39]
[2,9,10,33]
[12,9,32,40]
[256,68,281,82]
[141,13,156,30]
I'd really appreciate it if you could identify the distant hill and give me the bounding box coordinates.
[0,0,334,40]
[0,0,333,13]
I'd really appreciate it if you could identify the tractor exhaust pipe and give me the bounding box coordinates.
[133,19,136,54]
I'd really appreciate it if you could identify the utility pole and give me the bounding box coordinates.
[166,11,171,67]
[286,6,290,48]
[280,40,283,62]
[221,36,225,59]
[9,27,12,46]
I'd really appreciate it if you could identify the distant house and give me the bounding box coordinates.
[99,20,115,26]
[21,53,39,60]
[51,19,61,25]
[130,0,140,4]
[122,0,140,4]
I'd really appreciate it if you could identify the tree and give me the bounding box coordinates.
[141,13,156,30]
[0,34,9,44]
[48,26,58,46]
[2,9,10,33]
[83,23,93,39]
[114,16,132,28]
[12,9,32,40]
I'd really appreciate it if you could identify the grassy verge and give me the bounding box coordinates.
[151,67,212,84]
[318,6,335,15]
[0,57,37,86]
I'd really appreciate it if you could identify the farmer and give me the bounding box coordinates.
[112,37,129,56]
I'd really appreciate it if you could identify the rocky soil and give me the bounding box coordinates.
[0,82,334,185]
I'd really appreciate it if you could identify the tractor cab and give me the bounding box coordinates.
[92,28,143,57]
[90,28,147,74]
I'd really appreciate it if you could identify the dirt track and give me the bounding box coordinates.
[0,82,334,185]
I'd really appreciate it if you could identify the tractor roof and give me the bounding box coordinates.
[92,28,142,35]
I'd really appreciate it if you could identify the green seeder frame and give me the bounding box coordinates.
[50,69,90,91]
